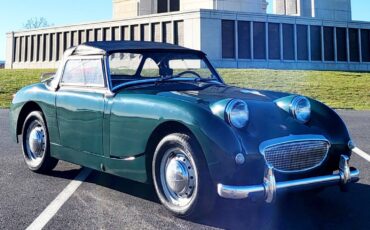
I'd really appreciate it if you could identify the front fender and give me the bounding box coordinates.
[109,93,243,183]
[309,98,351,145]
[9,83,57,144]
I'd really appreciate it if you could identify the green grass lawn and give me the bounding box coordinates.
[0,69,369,110]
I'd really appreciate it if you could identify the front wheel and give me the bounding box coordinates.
[21,111,58,173]
[152,133,215,218]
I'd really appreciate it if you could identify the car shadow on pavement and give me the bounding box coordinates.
[84,170,160,203]
[50,168,370,229]
[46,168,83,181]
[196,183,370,229]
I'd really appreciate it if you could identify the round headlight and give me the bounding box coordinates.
[225,99,249,128]
[290,96,311,123]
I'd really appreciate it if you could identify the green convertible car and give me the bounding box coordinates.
[10,41,359,218]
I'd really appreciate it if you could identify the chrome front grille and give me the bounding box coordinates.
[260,135,330,173]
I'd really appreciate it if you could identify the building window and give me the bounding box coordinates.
[297,25,308,61]
[151,23,161,42]
[87,29,93,42]
[361,29,370,62]
[130,25,139,41]
[268,23,280,60]
[336,27,347,62]
[238,21,251,59]
[14,37,18,62]
[43,35,48,62]
[222,20,235,59]
[24,36,28,62]
[283,24,294,60]
[141,24,150,41]
[158,0,167,13]
[158,0,179,13]
[310,26,322,61]
[253,22,266,59]
[112,27,119,41]
[170,0,179,11]
[94,29,102,42]
[162,22,172,43]
[349,28,360,62]
[174,21,184,46]
[49,33,54,61]
[324,27,334,61]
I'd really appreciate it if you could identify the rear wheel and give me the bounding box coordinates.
[152,133,215,218]
[21,111,58,172]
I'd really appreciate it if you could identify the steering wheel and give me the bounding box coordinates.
[176,70,202,79]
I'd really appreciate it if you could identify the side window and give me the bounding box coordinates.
[61,59,105,87]
[61,60,84,85]
[141,58,159,77]
[83,60,104,86]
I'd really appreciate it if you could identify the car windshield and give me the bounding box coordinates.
[108,51,221,89]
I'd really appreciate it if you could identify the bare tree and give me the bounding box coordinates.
[23,17,52,29]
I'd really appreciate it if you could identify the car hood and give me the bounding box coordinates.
[173,84,288,102]
[125,82,290,104]
[121,82,289,103]
[122,81,350,146]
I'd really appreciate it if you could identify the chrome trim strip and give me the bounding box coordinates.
[259,135,329,153]
[57,85,110,94]
[217,155,360,201]
[259,135,331,173]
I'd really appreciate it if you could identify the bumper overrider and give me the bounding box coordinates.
[217,155,360,202]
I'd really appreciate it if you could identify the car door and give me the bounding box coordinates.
[56,57,106,155]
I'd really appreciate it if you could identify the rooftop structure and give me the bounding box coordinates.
[273,0,352,21]
[112,0,269,19]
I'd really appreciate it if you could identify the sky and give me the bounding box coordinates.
[0,0,370,60]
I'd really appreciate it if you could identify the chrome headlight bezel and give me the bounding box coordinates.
[290,96,311,123]
[225,99,249,129]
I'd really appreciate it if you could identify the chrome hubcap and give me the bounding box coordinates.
[25,121,46,167]
[28,127,45,156]
[160,149,197,207]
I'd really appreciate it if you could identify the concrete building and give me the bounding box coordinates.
[5,0,370,71]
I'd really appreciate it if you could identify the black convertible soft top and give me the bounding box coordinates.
[72,41,203,56]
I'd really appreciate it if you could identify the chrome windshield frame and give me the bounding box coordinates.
[106,51,224,92]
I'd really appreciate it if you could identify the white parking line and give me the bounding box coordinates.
[353,147,370,162]
[26,168,92,230]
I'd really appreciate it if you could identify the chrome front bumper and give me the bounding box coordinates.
[217,155,360,202]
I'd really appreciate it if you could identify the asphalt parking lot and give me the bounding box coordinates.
[0,109,369,230]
